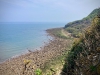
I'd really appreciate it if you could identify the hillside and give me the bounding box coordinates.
[64,8,100,37]
[62,14,100,75]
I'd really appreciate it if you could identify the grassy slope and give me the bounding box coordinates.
[62,10,100,75]
[46,28,72,39]
[64,8,100,38]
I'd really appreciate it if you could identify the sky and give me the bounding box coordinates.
[0,0,100,22]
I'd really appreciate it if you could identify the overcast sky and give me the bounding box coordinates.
[0,0,100,22]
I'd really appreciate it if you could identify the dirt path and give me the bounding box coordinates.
[61,29,71,37]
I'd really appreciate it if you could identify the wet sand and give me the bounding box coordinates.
[0,28,72,75]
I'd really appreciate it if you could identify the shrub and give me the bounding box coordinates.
[62,15,100,75]
[35,69,42,75]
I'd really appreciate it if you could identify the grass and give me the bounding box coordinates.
[47,28,71,39]
[65,26,82,38]
[41,49,70,75]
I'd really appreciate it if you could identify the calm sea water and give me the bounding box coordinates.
[0,22,65,62]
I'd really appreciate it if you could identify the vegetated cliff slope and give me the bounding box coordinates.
[64,8,100,37]
[62,15,100,75]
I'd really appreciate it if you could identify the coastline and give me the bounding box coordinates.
[0,29,53,64]
[0,28,72,75]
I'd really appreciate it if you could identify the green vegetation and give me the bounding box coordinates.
[83,8,100,20]
[47,28,70,39]
[35,69,42,75]
[41,49,70,75]
[65,26,82,38]
[62,16,100,75]
[64,8,100,38]
[56,32,68,39]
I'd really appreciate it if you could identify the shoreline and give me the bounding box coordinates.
[0,29,53,64]
[0,28,72,75]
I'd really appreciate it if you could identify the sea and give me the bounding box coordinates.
[0,22,66,62]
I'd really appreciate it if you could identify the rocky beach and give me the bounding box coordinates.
[0,28,72,75]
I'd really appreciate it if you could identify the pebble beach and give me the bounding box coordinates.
[0,28,72,75]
